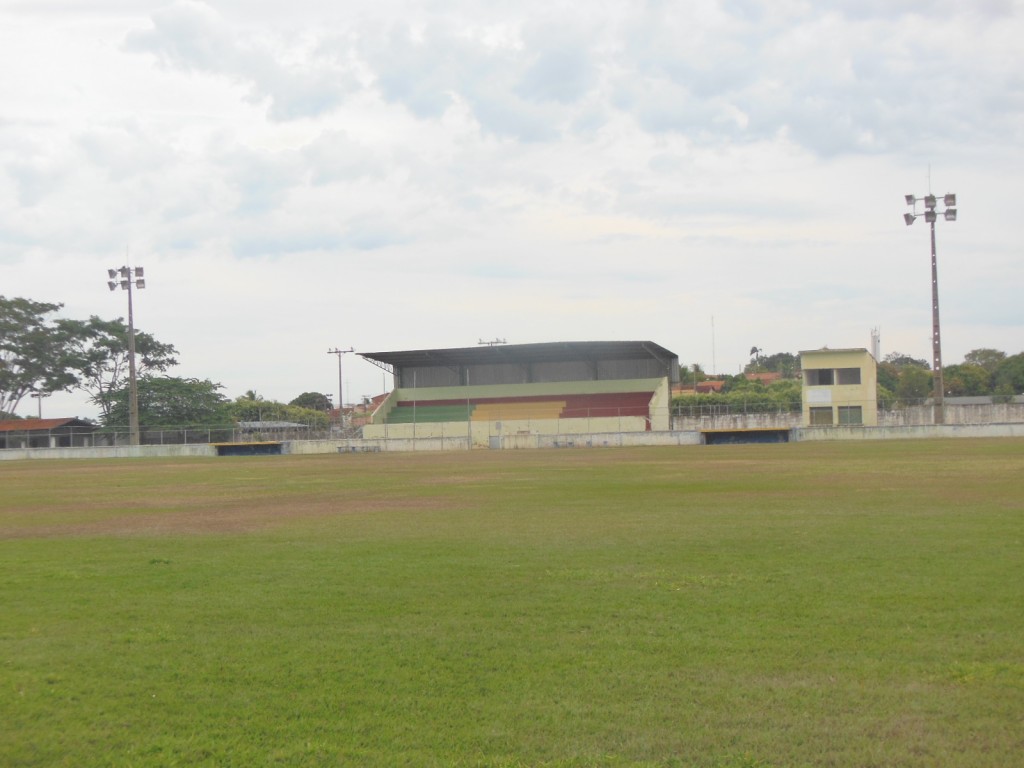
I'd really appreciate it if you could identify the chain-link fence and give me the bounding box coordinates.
[0,421,362,450]
[3,399,1024,451]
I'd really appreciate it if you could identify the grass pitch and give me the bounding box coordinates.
[1,440,1022,767]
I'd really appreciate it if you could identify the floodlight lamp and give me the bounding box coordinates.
[135,267,144,278]
[903,212,916,226]
[136,278,146,289]
[924,194,937,209]
[924,210,937,223]
[108,269,117,279]
[944,193,956,207]
[904,194,915,206]
[108,281,117,291]
[119,266,130,278]
[120,279,130,290]
[944,208,957,221]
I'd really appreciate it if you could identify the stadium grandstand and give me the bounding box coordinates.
[359,341,679,448]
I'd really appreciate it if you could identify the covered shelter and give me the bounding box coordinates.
[0,418,98,449]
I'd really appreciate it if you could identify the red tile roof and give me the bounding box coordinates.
[0,418,94,433]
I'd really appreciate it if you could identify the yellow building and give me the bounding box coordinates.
[800,348,878,427]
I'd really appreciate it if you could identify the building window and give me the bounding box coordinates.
[810,407,833,426]
[838,406,863,425]
[805,368,834,386]
[836,368,862,385]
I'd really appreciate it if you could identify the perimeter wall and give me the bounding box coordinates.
[4,423,1024,460]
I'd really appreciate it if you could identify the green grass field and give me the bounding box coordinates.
[2,440,1022,767]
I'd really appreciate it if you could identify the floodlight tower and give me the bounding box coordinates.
[903,192,957,424]
[107,266,146,445]
[30,390,48,419]
[327,347,355,425]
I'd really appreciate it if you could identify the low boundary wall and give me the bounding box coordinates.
[0,443,218,461]
[2,423,1023,461]
[792,423,1024,441]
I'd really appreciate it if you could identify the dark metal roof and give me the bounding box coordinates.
[360,341,677,370]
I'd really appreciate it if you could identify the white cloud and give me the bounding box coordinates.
[1,0,1022,418]
[123,0,358,120]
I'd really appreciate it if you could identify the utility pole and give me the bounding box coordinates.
[107,265,145,445]
[327,347,355,425]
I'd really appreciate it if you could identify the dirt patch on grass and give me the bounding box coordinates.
[0,493,449,540]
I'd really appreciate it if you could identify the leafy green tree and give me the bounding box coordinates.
[60,315,178,419]
[877,383,897,410]
[0,295,85,415]
[895,365,932,404]
[884,352,930,369]
[942,363,991,396]
[672,378,802,414]
[102,376,232,427]
[228,396,329,428]
[289,392,333,411]
[744,351,799,377]
[879,353,931,404]
[963,348,1006,374]
[678,363,707,385]
[993,353,1024,395]
[876,362,900,394]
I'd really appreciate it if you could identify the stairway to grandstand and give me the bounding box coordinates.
[384,403,473,423]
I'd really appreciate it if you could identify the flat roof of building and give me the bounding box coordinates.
[799,347,871,356]
[360,340,677,370]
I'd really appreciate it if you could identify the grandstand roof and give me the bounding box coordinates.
[360,341,677,371]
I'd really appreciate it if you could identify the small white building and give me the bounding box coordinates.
[800,348,878,427]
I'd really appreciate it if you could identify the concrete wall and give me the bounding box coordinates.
[880,402,1024,426]
[793,423,1024,441]
[672,412,803,431]
[363,415,653,448]
[649,378,671,431]
[0,443,217,461]
[335,431,703,452]
[3,422,1023,461]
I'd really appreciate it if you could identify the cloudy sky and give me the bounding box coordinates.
[2,0,1022,419]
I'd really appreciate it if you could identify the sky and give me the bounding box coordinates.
[2,0,1022,420]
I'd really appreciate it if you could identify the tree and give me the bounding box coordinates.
[942,364,991,396]
[878,353,931,402]
[671,377,802,414]
[993,353,1024,395]
[228,395,330,428]
[102,376,232,427]
[0,296,84,415]
[290,392,333,411]
[963,348,1006,374]
[895,365,932,404]
[884,352,930,369]
[59,315,178,419]
[877,362,900,394]
[679,363,707,385]
[745,351,799,377]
